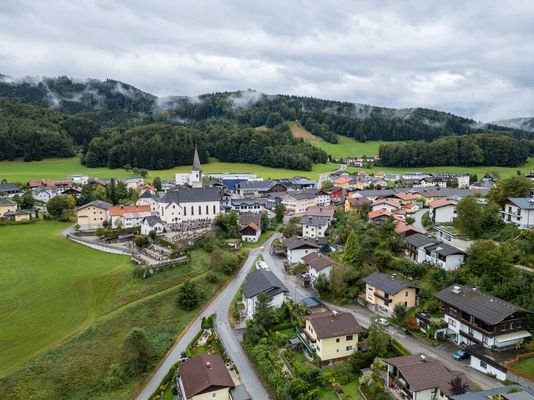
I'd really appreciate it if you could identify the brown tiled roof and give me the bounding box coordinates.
[305,206,335,218]
[394,192,419,201]
[305,311,362,339]
[368,209,392,219]
[179,355,234,398]
[346,197,371,207]
[429,198,457,209]
[238,214,261,228]
[372,198,402,208]
[301,252,334,271]
[385,354,470,395]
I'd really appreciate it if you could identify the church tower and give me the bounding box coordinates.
[190,145,203,188]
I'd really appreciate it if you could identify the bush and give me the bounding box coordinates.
[177,281,204,311]
[135,235,149,248]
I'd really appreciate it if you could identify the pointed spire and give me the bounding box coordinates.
[192,145,202,171]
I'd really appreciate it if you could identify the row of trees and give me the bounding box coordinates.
[379,134,531,167]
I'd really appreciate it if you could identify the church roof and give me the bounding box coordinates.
[192,146,202,172]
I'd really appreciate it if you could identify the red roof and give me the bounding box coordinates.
[394,222,422,235]
[429,198,457,209]
[333,176,352,185]
[394,192,419,201]
[109,205,151,217]
[368,209,392,219]
[372,198,401,208]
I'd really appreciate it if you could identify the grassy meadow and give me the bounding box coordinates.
[0,221,230,399]
[0,157,339,183]
[312,136,386,158]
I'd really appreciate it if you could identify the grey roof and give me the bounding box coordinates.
[452,387,534,400]
[229,385,252,400]
[424,242,465,256]
[362,272,416,295]
[242,269,288,299]
[435,284,530,325]
[192,145,202,171]
[143,215,164,226]
[238,180,278,191]
[0,183,19,192]
[158,187,220,204]
[0,198,17,206]
[283,236,322,250]
[355,189,397,198]
[76,200,113,211]
[285,192,316,200]
[138,190,155,199]
[507,197,534,210]
[403,233,439,248]
[299,215,330,227]
[231,198,268,206]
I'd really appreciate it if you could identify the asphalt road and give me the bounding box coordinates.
[136,240,273,400]
[412,208,471,251]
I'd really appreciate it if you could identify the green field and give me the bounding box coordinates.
[312,136,386,158]
[0,221,131,376]
[0,157,339,183]
[347,157,534,180]
[512,357,534,378]
[0,221,230,399]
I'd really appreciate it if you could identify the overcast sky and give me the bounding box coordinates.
[1,0,533,121]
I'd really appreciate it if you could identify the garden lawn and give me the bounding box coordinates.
[512,357,534,378]
[0,157,339,183]
[0,221,131,377]
[347,157,534,180]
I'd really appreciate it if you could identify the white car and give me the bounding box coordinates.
[377,318,390,326]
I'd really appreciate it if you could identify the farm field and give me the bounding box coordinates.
[0,221,229,399]
[347,157,534,180]
[0,157,339,183]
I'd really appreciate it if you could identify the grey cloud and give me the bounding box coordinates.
[1,0,534,121]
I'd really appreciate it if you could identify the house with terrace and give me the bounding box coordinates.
[362,272,418,315]
[385,353,471,400]
[435,284,532,380]
[301,252,334,286]
[501,197,534,229]
[300,215,330,239]
[283,235,324,264]
[403,234,465,270]
[0,198,18,218]
[178,354,235,400]
[298,310,362,365]
[429,198,458,224]
[282,191,318,214]
[238,214,262,243]
[0,183,21,198]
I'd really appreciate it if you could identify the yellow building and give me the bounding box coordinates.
[75,200,112,230]
[299,311,362,365]
[0,199,18,218]
[178,354,235,400]
[362,272,417,314]
[4,211,32,222]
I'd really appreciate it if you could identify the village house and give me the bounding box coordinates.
[0,183,21,198]
[135,190,159,212]
[283,235,324,264]
[157,187,221,224]
[140,215,165,236]
[75,200,112,230]
[226,198,268,214]
[394,222,422,238]
[435,284,532,380]
[344,196,371,212]
[362,272,418,315]
[123,177,145,191]
[332,176,354,188]
[385,353,471,400]
[304,206,336,220]
[0,198,18,218]
[289,176,317,190]
[298,311,362,365]
[3,210,34,222]
[429,198,458,224]
[301,252,334,286]
[368,209,401,226]
[500,197,534,229]
[282,192,318,214]
[242,269,288,319]
[66,174,89,185]
[236,180,287,198]
[109,205,152,229]
[178,354,235,400]
[403,233,465,270]
[300,215,330,239]
[238,214,262,243]
[371,198,402,213]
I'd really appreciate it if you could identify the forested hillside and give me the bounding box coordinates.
[0,76,533,170]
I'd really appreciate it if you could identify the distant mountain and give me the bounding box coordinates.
[492,117,534,132]
[0,75,532,141]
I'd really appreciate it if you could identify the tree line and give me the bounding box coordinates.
[378,133,532,167]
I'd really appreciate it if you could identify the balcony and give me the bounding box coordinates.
[297,330,316,355]
[374,292,392,304]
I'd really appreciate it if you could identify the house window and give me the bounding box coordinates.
[346,335,353,341]
[468,327,474,335]
[449,319,456,327]
[199,205,202,215]
[405,291,408,297]
[480,360,487,369]
[183,208,186,216]
[213,205,216,213]
[206,205,209,214]
[336,338,340,343]
[346,345,353,351]
[483,335,488,344]
[191,206,194,216]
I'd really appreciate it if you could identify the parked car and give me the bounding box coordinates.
[377,318,390,326]
[452,349,470,361]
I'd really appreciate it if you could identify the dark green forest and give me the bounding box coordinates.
[0,76,533,170]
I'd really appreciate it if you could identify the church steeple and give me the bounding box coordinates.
[192,145,202,172]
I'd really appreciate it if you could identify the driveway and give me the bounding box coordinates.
[136,239,274,400]
[412,209,472,251]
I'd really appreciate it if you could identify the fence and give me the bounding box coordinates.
[67,234,134,256]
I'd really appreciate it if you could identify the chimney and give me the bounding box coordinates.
[206,361,212,369]
[420,354,427,362]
